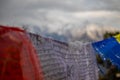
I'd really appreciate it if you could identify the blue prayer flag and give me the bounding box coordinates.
[92,34,120,68]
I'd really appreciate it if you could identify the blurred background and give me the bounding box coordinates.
[0,0,120,42]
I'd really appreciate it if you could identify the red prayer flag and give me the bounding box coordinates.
[0,25,44,80]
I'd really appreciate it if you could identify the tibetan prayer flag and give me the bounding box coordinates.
[92,34,120,68]
[0,25,44,80]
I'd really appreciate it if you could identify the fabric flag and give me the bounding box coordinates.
[92,34,120,68]
[0,25,44,80]
[29,33,98,80]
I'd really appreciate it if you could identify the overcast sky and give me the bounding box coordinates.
[0,0,120,32]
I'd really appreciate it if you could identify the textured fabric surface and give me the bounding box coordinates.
[92,34,120,69]
[0,26,44,80]
[28,33,98,80]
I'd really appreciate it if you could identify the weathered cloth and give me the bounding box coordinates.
[0,26,44,80]
[28,33,98,80]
